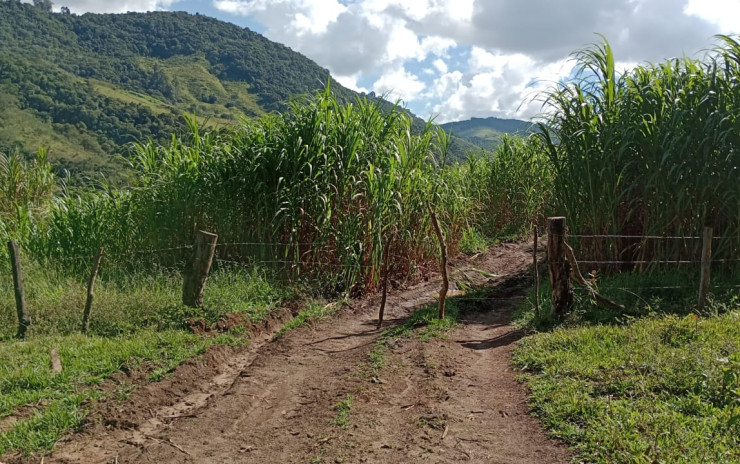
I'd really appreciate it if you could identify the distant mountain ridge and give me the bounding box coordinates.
[440,117,533,151]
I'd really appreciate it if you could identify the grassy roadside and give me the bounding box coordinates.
[512,272,740,463]
[0,262,295,457]
[0,330,224,455]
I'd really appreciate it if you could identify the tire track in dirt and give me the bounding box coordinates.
[10,242,572,464]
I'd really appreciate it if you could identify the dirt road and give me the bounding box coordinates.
[24,242,572,463]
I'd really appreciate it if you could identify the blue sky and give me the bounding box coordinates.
[48,0,740,122]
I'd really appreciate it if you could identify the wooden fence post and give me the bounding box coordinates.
[82,247,105,334]
[547,217,573,317]
[7,240,30,339]
[698,226,713,311]
[533,225,540,320]
[428,205,448,320]
[183,230,218,308]
[377,234,394,330]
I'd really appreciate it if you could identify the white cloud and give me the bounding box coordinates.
[334,73,369,94]
[214,0,346,35]
[432,59,448,74]
[428,53,573,122]
[208,0,732,120]
[373,66,426,102]
[685,0,740,34]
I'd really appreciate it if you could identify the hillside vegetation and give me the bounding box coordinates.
[0,0,356,179]
[441,116,532,150]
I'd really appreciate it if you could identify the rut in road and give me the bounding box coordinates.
[30,242,573,464]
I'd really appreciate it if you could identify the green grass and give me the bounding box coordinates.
[0,257,293,457]
[0,329,222,456]
[458,226,489,254]
[513,273,740,463]
[330,394,353,429]
[368,298,462,374]
[0,262,286,340]
[514,268,740,331]
[273,301,341,339]
[90,79,172,115]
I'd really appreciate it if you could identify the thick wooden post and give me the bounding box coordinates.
[547,217,573,317]
[183,230,218,308]
[533,226,540,320]
[7,240,30,339]
[82,247,105,334]
[428,205,448,320]
[698,226,713,311]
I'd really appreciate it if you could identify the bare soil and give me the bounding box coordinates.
[9,242,573,464]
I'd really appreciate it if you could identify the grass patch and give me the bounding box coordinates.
[367,298,463,375]
[273,301,341,339]
[330,394,353,429]
[513,268,740,330]
[513,272,740,463]
[0,330,221,456]
[0,259,290,457]
[382,300,461,342]
[0,262,286,340]
[458,227,489,254]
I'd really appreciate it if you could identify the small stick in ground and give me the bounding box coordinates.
[82,247,105,334]
[50,348,62,374]
[698,226,713,311]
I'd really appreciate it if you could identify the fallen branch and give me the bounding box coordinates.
[564,242,625,311]
[146,435,190,455]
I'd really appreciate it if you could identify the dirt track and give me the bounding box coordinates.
[18,242,573,463]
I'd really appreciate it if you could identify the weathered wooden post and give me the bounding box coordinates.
[377,234,394,330]
[7,240,31,339]
[183,230,218,308]
[8,240,31,339]
[698,226,713,311]
[533,225,540,320]
[547,217,573,317]
[82,247,105,334]
[50,348,63,374]
[428,205,448,320]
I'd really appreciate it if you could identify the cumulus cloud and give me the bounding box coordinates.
[209,0,732,120]
[468,0,718,63]
[428,57,570,122]
[40,0,739,120]
[373,66,426,101]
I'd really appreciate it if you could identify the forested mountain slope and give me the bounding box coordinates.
[0,0,359,179]
[441,117,532,151]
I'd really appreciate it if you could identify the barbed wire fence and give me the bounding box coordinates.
[532,218,740,318]
[5,218,740,338]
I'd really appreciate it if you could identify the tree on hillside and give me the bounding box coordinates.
[32,0,52,12]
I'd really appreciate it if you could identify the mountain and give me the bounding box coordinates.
[440,117,533,151]
[0,1,479,182]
